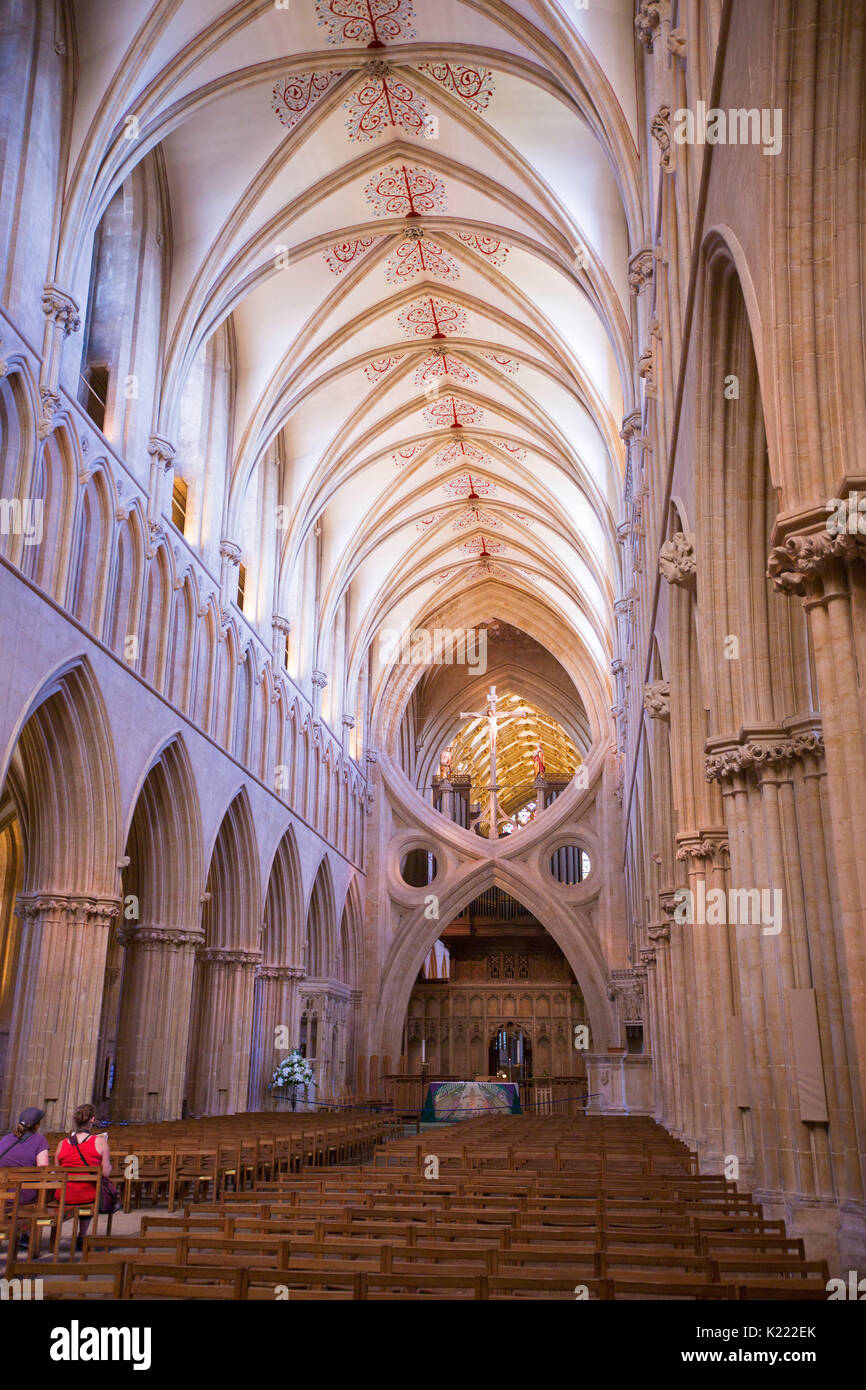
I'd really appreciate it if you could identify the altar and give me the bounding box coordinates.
[420,1080,522,1123]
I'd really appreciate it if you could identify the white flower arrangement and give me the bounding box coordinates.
[271,1050,314,1090]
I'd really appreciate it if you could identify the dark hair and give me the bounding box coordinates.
[72,1103,96,1130]
[14,1120,37,1138]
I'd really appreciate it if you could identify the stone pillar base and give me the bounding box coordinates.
[753,1192,866,1278]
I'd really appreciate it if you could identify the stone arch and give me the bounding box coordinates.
[247,825,305,1109]
[20,424,75,600]
[0,658,121,1128]
[185,788,261,1115]
[0,368,38,568]
[105,506,146,658]
[139,542,172,691]
[109,735,203,1121]
[304,856,336,981]
[376,860,614,1064]
[68,466,113,634]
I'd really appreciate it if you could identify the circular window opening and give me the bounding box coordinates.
[400,848,438,887]
[549,845,591,884]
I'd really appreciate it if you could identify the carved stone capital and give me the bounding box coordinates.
[219,538,242,565]
[635,0,666,52]
[199,947,261,969]
[659,532,696,589]
[147,435,176,470]
[628,250,654,296]
[272,613,291,635]
[639,947,657,968]
[42,284,80,336]
[256,964,302,983]
[767,530,866,596]
[119,926,203,952]
[15,892,120,927]
[668,25,686,57]
[648,922,671,944]
[704,731,825,782]
[675,834,729,864]
[643,679,670,721]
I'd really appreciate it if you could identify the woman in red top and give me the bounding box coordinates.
[55,1103,112,1250]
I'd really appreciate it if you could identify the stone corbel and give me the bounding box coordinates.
[650,104,675,172]
[643,679,670,721]
[627,250,654,297]
[38,282,79,435]
[635,0,666,53]
[147,435,176,524]
[658,531,696,590]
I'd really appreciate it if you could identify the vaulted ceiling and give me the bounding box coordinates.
[66,0,641,738]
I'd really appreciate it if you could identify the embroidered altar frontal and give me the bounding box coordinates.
[421,1080,522,1122]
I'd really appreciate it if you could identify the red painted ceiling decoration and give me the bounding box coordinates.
[459,534,504,555]
[423,395,484,429]
[365,163,447,218]
[415,62,495,113]
[391,442,425,468]
[496,440,528,460]
[415,511,446,532]
[433,566,462,585]
[433,439,490,468]
[385,230,460,284]
[397,295,468,339]
[442,472,496,498]
[510,509,535,527]
[452,504,501,531]
[323,235,379,275]
[481,350,520,375]
[454,231,511,267]
[272,70,345,131]
[363,353,405,383]
[315,0,416,48]
[344,64,427,141]
[414,350,478,389]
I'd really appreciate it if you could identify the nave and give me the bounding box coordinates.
[1,1111,830,1301]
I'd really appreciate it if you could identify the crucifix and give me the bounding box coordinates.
[458,685,528,836]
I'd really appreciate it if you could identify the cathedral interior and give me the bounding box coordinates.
[0,0,865,1297]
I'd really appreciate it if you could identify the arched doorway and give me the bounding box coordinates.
[404,889,588,1085]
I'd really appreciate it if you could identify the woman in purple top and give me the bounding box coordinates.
[0,1106,49,1204]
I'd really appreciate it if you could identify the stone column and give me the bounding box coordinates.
[190,947,260,1115]
[38,283,79,439]
[647,921,675,1128]
[112,926,202,1122]
[768,531,866,1135]
[248,963,305,1109]
[2,892,120,1130]
[675,833,739,1173]
[147,436,176,529]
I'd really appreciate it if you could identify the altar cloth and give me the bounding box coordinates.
[420,1080,522,1122]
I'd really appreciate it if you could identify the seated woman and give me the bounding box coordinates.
[0,1107,49,1204]
[54,1103,112,1251]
